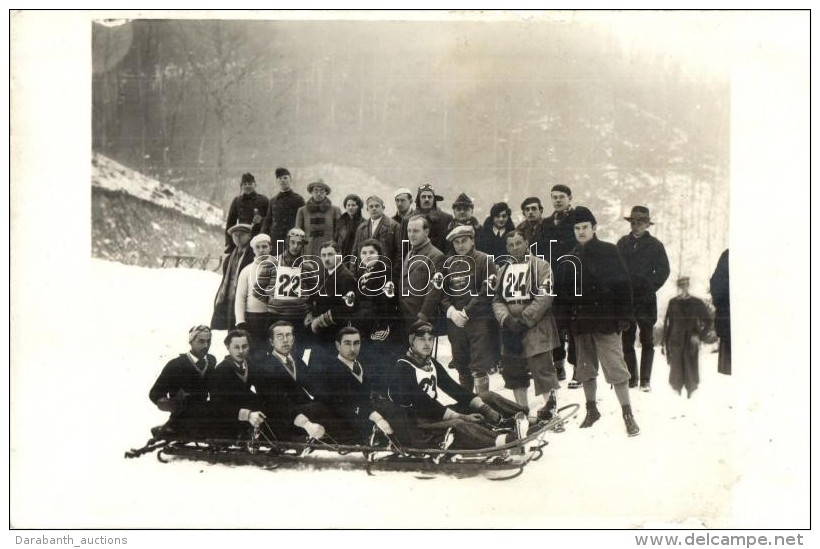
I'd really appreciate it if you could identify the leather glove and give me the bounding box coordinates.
[504,316,526,333]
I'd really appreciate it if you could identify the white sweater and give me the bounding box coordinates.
[235,260,271,324]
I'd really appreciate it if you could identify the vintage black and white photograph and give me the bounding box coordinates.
[10,9,810,534]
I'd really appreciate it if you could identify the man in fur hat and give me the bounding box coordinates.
[400,183,453,253]
[444,192,482,255]
[616,205,670,391]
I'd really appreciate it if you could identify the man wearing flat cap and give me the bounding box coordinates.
[616,205,670,391]
[262,167,305,249]
[541,184,579,385]
[295,178,342,257]
[211,223,255,330]
[561,206,640,436]
[441,224,500,392]
[225,172,269,252]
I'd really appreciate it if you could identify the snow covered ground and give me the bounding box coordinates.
[9,259,808,533]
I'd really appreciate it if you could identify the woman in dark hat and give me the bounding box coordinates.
[295,178,342,257]
[334,193,364,263]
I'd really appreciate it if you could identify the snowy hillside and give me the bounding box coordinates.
[91,152,226,267]
[9,260,807,530]
[92,152,224,227]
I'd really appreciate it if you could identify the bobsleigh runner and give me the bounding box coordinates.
[125,404,579,481]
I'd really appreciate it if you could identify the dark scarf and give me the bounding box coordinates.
[306,197,331,214]
[404,349,434,372]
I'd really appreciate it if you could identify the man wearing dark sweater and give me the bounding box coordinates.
[261,167,306,248]
[224,172,269,251]
[148,325,216,438]
[387,321,525,449]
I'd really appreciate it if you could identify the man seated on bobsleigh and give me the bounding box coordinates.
[387,320,529,450]
[148,325,216,440]
[250,320,338,443]
[308,326,416,446]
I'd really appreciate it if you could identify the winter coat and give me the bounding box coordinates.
[295,197,342,257]
[616,231,670,321]
[540,208,578,265]
[663,295,713,397]
[211,244,254,330]
[441,248,497,320]
[334,211,364,261]
[262,190,306,247]
[398,239,445,325]
[475,216,515,262]
[562,236,633,335]
[351,215,402,268]
[710,249,730,340]
[516,218,546,251]
[492,256,560,358]
[225,192,269,247]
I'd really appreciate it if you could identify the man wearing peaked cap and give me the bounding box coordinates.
[441,221,500,393]
[225,172,269,252]
[212,221,255,331]
[560,205,640,436]
[444,192,481,255]
[616,205,670,392]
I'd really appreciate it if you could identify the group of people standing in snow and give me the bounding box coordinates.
[149,168,731,448]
